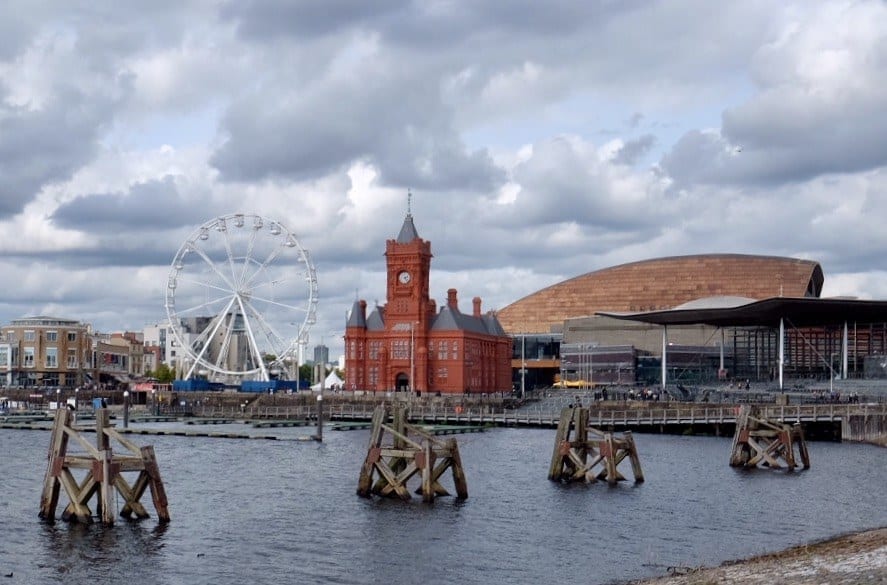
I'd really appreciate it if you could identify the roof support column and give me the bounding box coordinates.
[778,317,784,391]
[719,329,725,372]
[661,325,668,391]
[842,321,848,380]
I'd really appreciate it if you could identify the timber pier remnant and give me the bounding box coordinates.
[39,409,169,525]
[357,405,468,502]
[729,405,810,470]
[548,407,645,484]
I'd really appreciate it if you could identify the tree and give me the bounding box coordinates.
[148,363,176,384]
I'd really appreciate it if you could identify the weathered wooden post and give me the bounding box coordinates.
[38,408,170,526]
[357,405,468,501]
[313,394,323,442]
[548,407,644,485]
[729,405,810,470]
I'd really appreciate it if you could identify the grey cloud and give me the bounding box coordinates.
[221,0,408,40]
[613,134,655,165]
[51,176,211,232]
[210,74,505,192]
[0,93,111,218]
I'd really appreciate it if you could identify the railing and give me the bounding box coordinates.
[170,402,887,429]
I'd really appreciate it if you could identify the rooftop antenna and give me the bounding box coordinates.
[407,188,412,216]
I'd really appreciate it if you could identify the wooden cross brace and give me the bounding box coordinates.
[39,409,170,525]
[548,408,644,485]
[730,406,810,470]
[357,406,468,501]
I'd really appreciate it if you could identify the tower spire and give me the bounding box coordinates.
[407,188,412,216]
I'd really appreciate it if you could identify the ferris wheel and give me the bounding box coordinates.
[165,213,317,382]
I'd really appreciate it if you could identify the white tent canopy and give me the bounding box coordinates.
[311,370,343,391]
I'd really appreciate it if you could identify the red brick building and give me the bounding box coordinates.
[344,210,512,394]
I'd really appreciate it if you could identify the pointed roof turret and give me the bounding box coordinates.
[396,189,420,243]
[346,299,367,328]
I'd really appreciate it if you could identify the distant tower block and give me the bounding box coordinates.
[357,405,468,502]
[39,409,170,526]
[729,405,810,470]
[548,407,644,485]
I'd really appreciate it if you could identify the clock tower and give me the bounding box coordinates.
[385,196,433,325]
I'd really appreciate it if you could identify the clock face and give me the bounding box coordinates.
[398,271,411,284]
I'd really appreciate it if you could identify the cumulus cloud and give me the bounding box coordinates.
[660,1,887,189]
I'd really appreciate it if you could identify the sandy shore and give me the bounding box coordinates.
[630,527,887,585]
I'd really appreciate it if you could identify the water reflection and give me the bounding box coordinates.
[36,518,168,584]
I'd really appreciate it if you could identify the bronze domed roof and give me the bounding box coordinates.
[496,254,823,334]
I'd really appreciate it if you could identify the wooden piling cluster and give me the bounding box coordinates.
[38,409,170,525]
[548,407,644,484]
[357,405,468,502]
[729,405,810,470]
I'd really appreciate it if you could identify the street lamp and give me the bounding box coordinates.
[520,334,527,400]
[123,390,130,428]
[56,388,61,410]
[410,322,416,395]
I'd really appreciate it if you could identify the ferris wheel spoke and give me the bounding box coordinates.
[190,246,237,291]
[243,245,285,290]
[241,297,288,355]
[188,296,239,372]
[246,293,310,314]
[235,295,270,381]
[174,276,236,296]
[221,225,240,284]
[172,292,234,316]
[213,314,238,372]
[237,224,261,288]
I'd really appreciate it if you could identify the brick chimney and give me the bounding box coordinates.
[447,288,458,310]
[472,297,482,317]
[360,300,367,320]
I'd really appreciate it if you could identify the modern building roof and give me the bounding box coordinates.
[496,254,824,334]
[598,296,887,328]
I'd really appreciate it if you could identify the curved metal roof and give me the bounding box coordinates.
[497,254,824,333]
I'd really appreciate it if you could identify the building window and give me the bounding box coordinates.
[437,367,448,379]
[24,330,35,342]
[369,341,380,360]
[46,347,58,368]
[438,341,448,360]
[452,340,458,360]
[67,332,77,342]
[24,347,35,367]
[46,330,58,342]
[0,346,8,368]
[392,340,409,359]
[67,349,78,368]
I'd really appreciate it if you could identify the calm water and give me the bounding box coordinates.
[1,424,884,585]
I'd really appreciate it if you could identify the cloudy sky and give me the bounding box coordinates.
[2,0,886,359]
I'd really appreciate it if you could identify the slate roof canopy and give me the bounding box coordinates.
[396,213,420,243]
